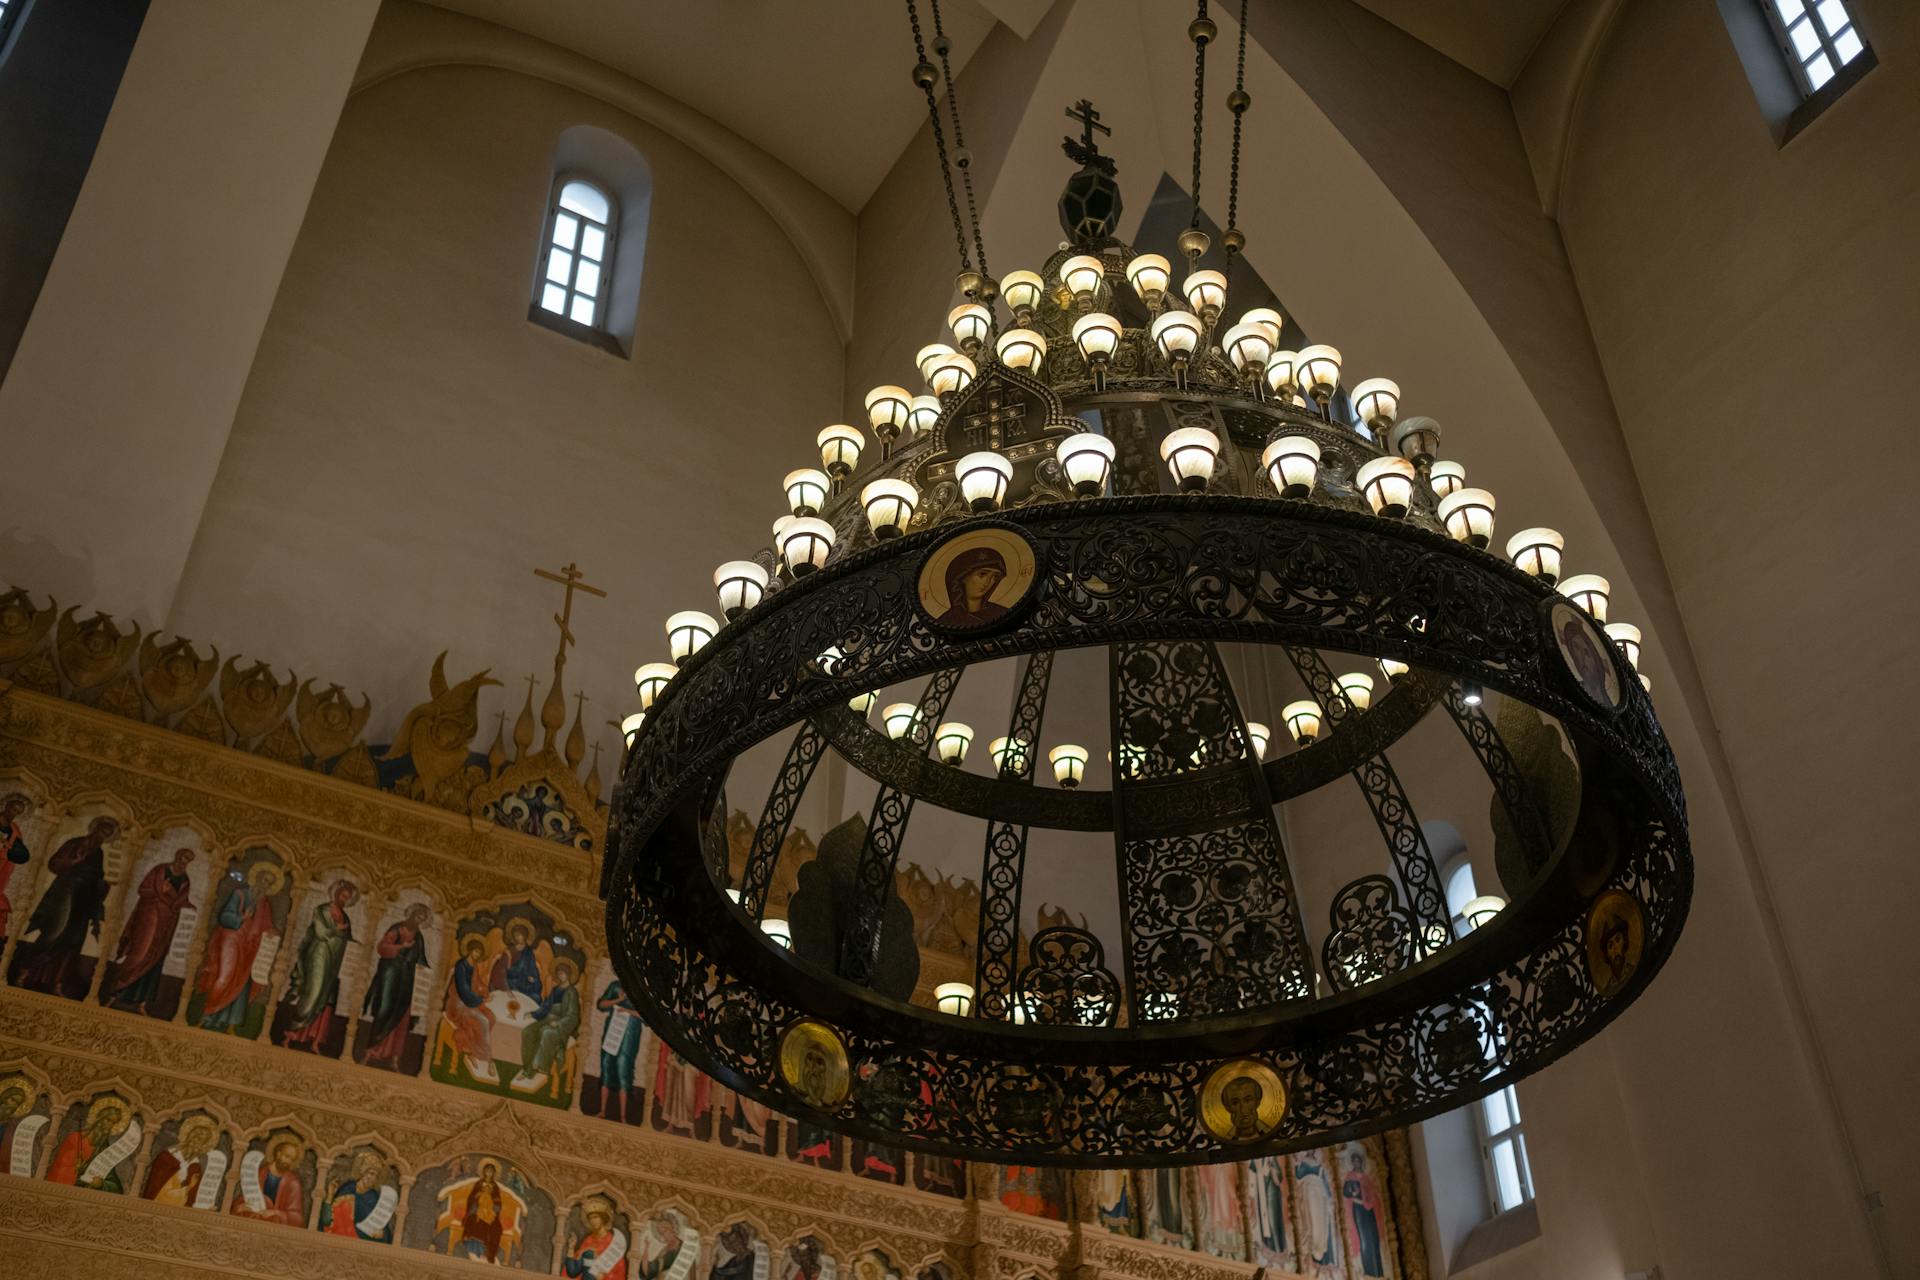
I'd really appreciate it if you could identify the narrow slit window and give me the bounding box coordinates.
[536,179,614,330]
[1762,0,1870,97]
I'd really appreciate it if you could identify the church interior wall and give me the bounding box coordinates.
[158,55,847,751]
[1552,0,1920,1271]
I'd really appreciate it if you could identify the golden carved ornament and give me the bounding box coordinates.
[55,607,139,692]
[138,635,220,718]
[0,587,57,664]
[382,652,500,809]
[219,658,298,744]
[295,679,370,762]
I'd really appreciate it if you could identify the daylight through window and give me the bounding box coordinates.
[1764,0,1868,95]
[538,179,613,329]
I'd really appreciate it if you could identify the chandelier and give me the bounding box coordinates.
[603,1,1690,1168]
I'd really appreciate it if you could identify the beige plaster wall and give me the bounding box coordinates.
[162,57,846,753]
[1555,0,1920,1271]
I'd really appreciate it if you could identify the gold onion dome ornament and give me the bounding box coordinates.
[606,75,1688,1168]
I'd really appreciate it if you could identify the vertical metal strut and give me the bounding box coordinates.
[1443,683,1555,877]
[1112,640,1314,1023]
[1284,647,1454,953]
[972,651,1054,1019]
[738,724,827,921]
[839,666,965,986]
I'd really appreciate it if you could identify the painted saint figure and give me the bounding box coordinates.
[1249,1157,1290,1264]
[935,546,1009,629]
[513,957,580,1094]
[0,793,33,943]
[0,1076,43,1174]
[319,1149,397,1242]
[563,1196,630,1280]
[10,816,119,999]
[278,877,359,1050]
[102,847,196,1014]
[359,903,432,1069]
[709,1224,758,1280]
[783,1235,825,1280]
[195,862,283,1034]
[632,1211,687,1280]
[1294,1151,1340,1272]
[46,1096,137,1192]
[452,1162,513,1263]
[1343,1149,1388,1277]
[442,935,498,1084]
[594,978,642,1122]
[231,1135,308,1226]
[141,1115,222,1208]
[489,918,544,1001]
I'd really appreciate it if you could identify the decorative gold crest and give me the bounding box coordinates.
[1199,1059,1287,1143]
[1585,889,1646,998]
[0,587,57,664]
[220,657,298,743]
[778,1019,850,1111]
[296,678,371,761]
[383,652,501,808]
[55,607,139,692]
[139,634,220,717]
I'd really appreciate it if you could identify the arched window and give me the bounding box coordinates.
[527,128,651,356]
[0,0,29,57]
[536,178,615,330]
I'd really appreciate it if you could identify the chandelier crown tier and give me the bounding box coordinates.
[606,82,1689,1170]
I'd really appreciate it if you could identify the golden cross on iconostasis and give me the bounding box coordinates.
[532,562,606,752]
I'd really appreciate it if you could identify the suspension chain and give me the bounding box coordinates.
[904,0,972,274]
[1225,0,1250,259]
[1189,1,1211,229]
[929,0,990,283]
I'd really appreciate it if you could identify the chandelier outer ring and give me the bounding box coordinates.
[604,494,1691,1167]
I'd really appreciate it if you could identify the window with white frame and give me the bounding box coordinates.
[1762,0,1870,96]
[1443,854,1538,1212]
[536,178,614,330]
[1479,1081,1535,1213]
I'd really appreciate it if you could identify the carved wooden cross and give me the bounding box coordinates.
[534,562,606,653]
[961,388,1030,451]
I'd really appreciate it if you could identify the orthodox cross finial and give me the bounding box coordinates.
[1062,99,1115,174]
[532,563,605,753]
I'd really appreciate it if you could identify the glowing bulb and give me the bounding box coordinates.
[1437,487,1497,548]
[633,662,676,709]
[994,327,1047,373]
[1245,722,1270,760]
[934,982,975,1016]
[1559,573,1611,621]
[1356,456,1417,518]
[1264,350,1300,402]
[1262,435,1320,498]
[713,561,769,620]
[1336,671,1375,711]
[1183,269,1227,320]
[1222,323,1274,378]
[934,721,974,765]
[948,303,991,354]
[783,467,830,517]
[861,478,918,539]
[1429,460,1466,499]
[864,385,913,441]
[620,712,645,747]
[1159,426,1220,491]
[988,735,1028,774]
[761,918,792,949]
[928,352,976,399]
[957,450,1013,511]
[1125,253,1171,306]
[848,690,878,714]
[1379,657,1410,681]
[907,394,942,435]
[1463,895,1506,930]
[1506,528,1564,584]
[1283,700,1323,745]
[1150,310,1202,362]
[816,424,864,478]
[665,611,718,664]
[999,270,1044,319]
[1071,312,1122,364]
[1048,743,1089,788]
[1060,254,1105,302]
[1296,344,1342,404]
[1056,432,1116,496]
[916,342,956,383]
[1240,306,1283,345]
[1605,622,1643,671]
[1351,378,1401,432]
[881,702,919,741]
[777,516,835,576]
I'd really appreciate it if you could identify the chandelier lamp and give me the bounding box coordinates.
[604,0,1689,1169]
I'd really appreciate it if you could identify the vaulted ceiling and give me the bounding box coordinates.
[1349,0,1574,86]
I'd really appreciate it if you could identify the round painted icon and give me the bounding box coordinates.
[778,1019,851,1111]
[1547,598,1625,712]
[1584,889,1646,998]
[916,525,1039,635]
[1200,1059,1288,1143]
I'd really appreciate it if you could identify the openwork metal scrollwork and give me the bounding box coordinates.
[1321,875,1419,992]
[1017,926,1122,1027]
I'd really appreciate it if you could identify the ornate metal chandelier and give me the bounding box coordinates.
[604,1,1689,1168]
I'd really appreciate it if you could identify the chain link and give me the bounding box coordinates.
[905,0,972,273]
[930,0,990,283]
[1226,0,1249,250]
[1190,0,1209,229]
